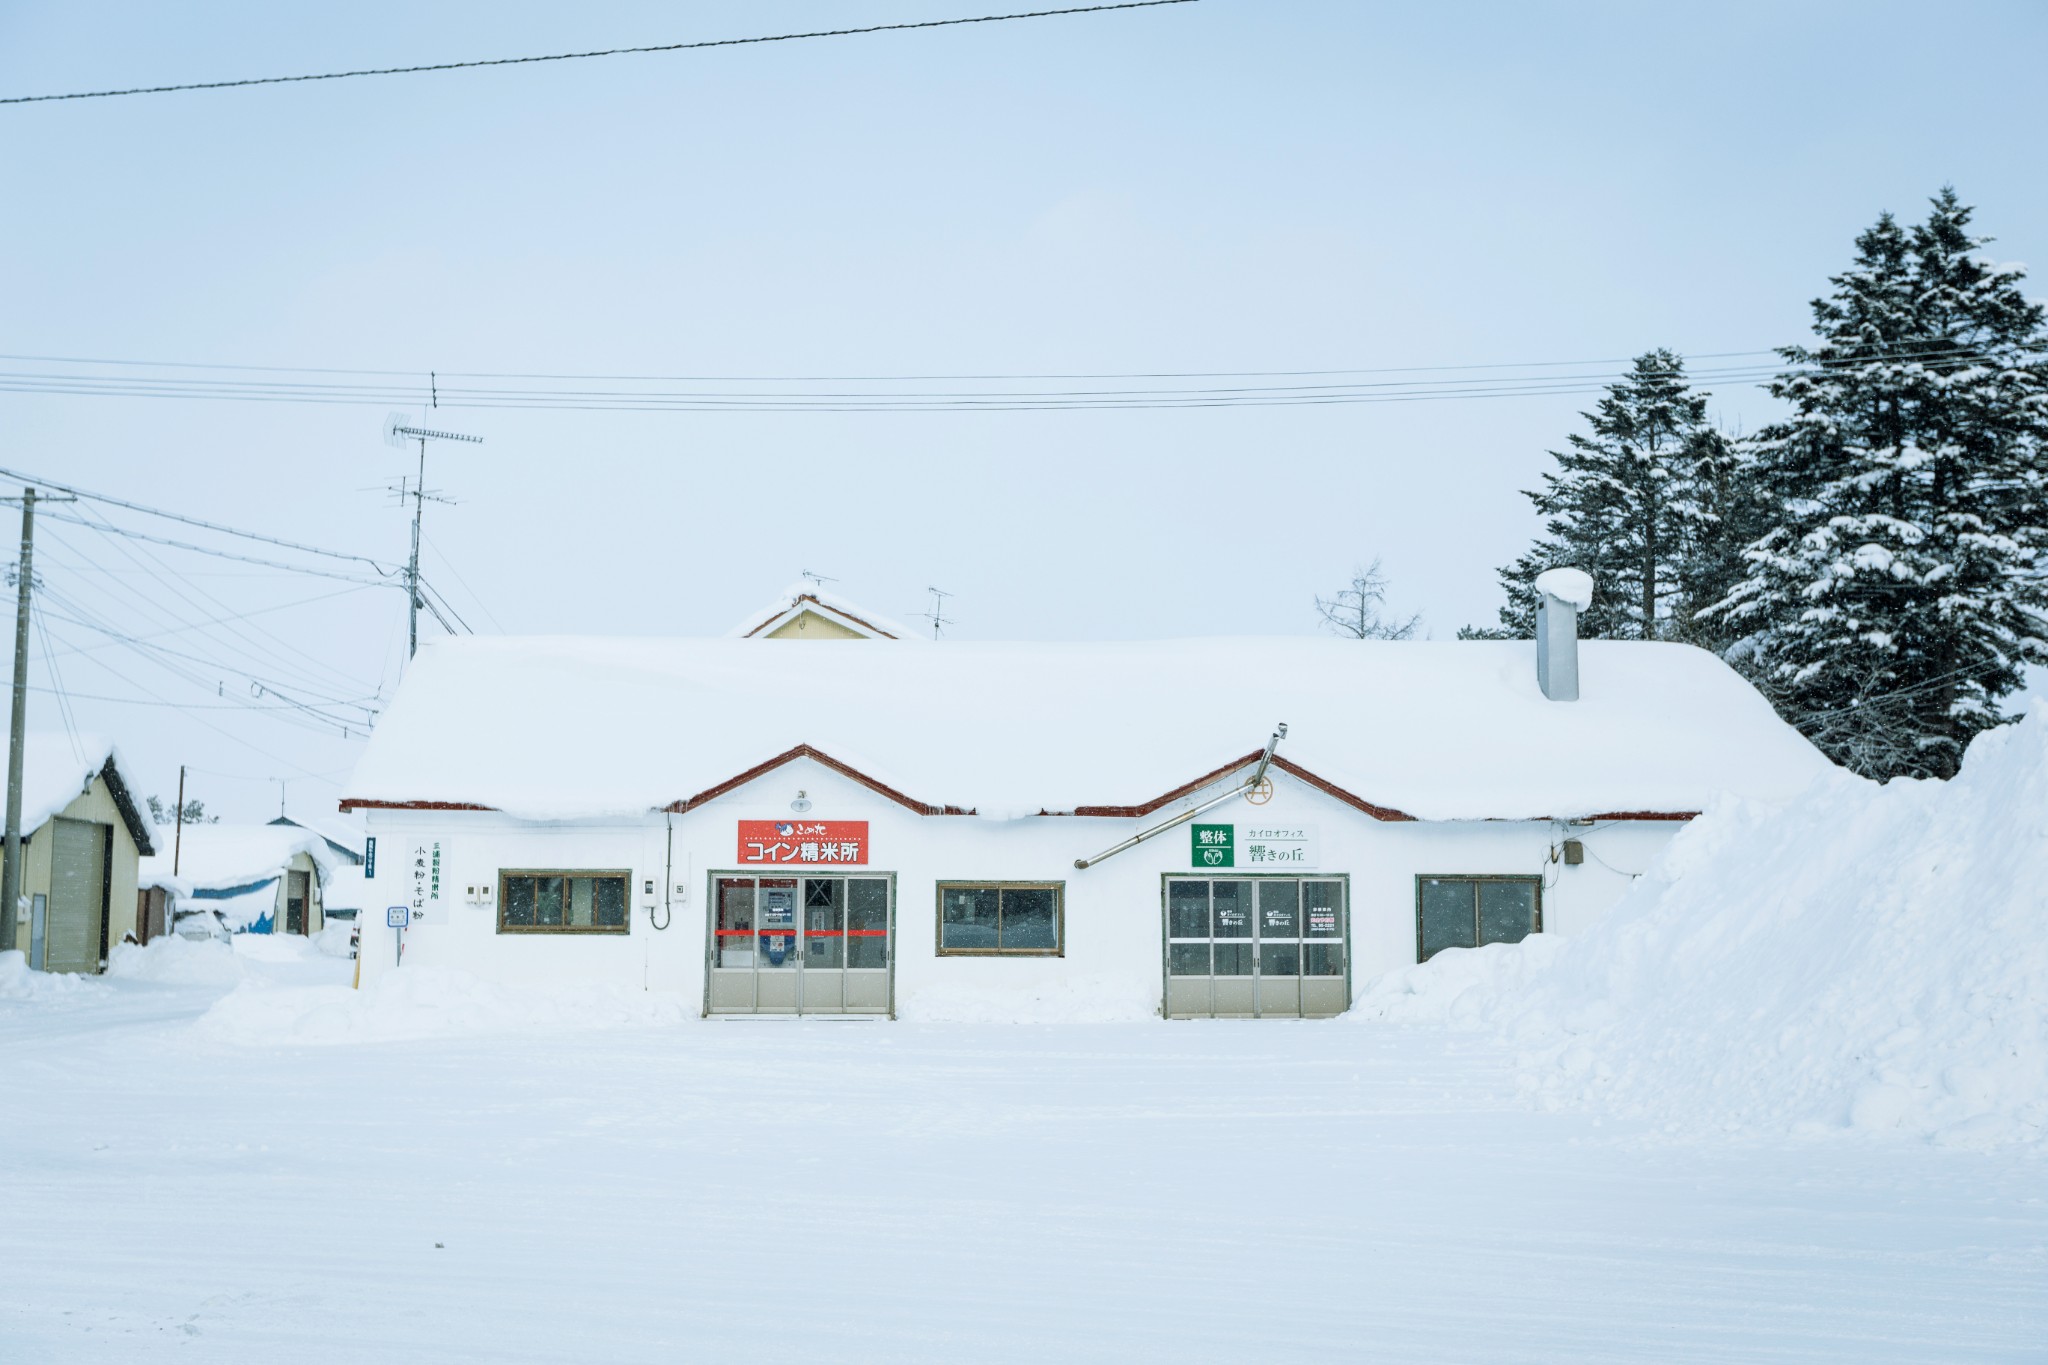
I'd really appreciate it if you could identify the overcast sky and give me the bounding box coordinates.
[4,0,2045,822]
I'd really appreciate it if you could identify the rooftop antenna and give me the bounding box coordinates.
[920,586,954,641]
[799,570,837,590]
[383,402,481,660]
[276,778,286,820]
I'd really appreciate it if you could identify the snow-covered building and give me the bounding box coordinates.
[140,824,343,940]
[268,813,365,866]
[1,734,155,973]
[342,579,1834,1019]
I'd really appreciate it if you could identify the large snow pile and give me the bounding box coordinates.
[105,934,243,986]
[1359,704,2048,1149]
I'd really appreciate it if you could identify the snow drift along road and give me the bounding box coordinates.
[1359,702,2048,1149]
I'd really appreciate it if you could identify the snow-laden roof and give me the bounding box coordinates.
[138,823,339,894]
[272,813,366,862]
[321,865,372,911]
[16,733,135,839]
[726,583,921,641]
[342,636,1834,823]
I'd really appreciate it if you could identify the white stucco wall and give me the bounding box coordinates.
[351,758,1679,1017]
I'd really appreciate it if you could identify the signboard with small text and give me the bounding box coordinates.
[737,820,870,866]
[1240,823,1317,869]
[1190,823,1317,870]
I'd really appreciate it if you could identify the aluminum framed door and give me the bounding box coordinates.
[708,873,893,1016]
[1164,876,1349,1019]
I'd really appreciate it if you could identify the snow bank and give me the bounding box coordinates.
[1358,704,2048,1149]
[193,965,694,1046]
[105,935,243,986]
[0,950,100,1001]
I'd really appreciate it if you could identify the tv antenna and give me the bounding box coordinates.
[799,569,837,589]
[919,586,955,641]
[383,405,482,659]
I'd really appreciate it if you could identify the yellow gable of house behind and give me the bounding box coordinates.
[762,609,871,640]
[731,586,914,642]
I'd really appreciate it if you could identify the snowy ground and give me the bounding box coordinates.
[1,941,2042,1363]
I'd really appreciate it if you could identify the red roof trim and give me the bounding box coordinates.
[1068,752,1260,818]
[663,744,966,817]
[1271,755,1419,821]
[341,752,1697,825]
[1580,810,1697,822]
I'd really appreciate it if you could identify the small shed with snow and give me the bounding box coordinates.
[140,825,340,939]
[2,734,155,974]
[341,581,1834,1021]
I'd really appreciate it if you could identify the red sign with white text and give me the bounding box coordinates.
[737,820,870,866]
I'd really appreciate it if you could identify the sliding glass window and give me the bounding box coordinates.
[937,883,1063,956]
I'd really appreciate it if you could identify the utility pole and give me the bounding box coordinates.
[408,434,424,660]
[381,412,480,660]
[1,486,74,955]
[174,764,186,876]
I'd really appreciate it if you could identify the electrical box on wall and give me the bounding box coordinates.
[464,883,496,906]
[1562,839,1584,866]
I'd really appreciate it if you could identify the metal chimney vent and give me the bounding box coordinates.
[1533,568,1593,702]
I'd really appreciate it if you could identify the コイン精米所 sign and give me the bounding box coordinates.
[737,820,869,866]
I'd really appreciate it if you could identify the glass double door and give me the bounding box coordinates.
[710,875,892,1015]
[1165,877,1349,1018]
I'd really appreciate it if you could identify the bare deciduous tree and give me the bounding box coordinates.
[1315,559,1421,640]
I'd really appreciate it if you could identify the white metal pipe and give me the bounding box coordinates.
[1073,724,1286,870]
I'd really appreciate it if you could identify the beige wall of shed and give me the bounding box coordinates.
[1,772,144,972]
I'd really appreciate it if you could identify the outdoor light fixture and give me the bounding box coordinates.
[790,791,813,814]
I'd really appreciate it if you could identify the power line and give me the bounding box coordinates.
[38,624,358,782]
[40,513,391,707]
[423,534,506,632]
[0,341,2029,414]
[26,685,374,712]
[0,2,1197,106]
[0,334,2019,384]
[0,462,400,571]
[40,513,395,585]
[37,596,377,732]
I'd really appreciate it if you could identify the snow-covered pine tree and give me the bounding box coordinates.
[1716,189,2048,780]
[1481,350,1743,643]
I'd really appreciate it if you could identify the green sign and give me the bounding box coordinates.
[1191,823,1233,868]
